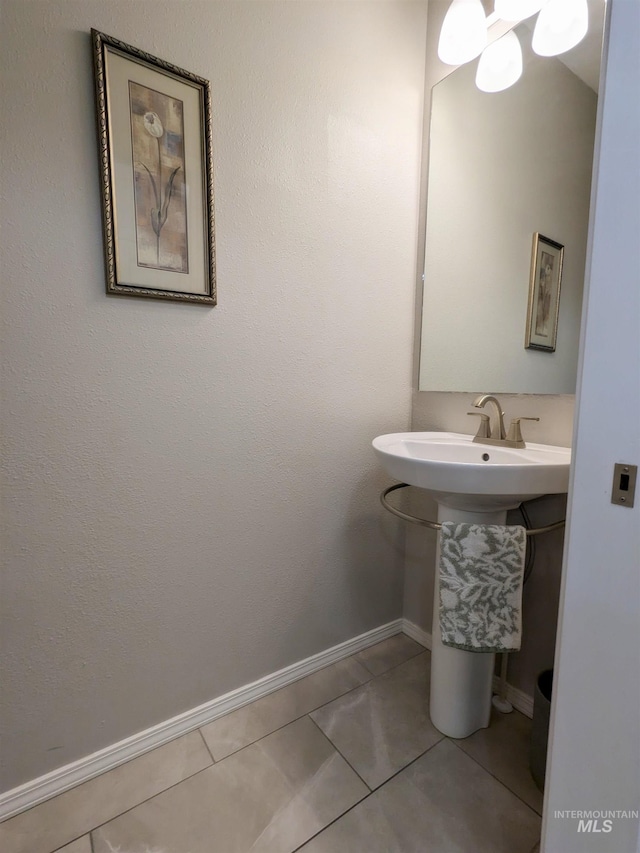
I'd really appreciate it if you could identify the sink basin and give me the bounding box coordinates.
[373,431,571,510]
[373,429,572,738]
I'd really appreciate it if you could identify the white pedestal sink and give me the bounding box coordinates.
[373,431,570,738]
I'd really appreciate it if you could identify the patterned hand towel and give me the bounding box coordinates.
[439,522,526,653]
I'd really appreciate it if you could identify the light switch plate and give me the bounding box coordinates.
[611,463,637,508]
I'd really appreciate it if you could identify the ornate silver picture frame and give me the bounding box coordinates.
[525,232,564,352]
[92,30,216,304]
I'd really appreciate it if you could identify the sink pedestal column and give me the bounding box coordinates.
[429,504,507,739]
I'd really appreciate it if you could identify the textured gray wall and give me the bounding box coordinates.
[0,0,427,791]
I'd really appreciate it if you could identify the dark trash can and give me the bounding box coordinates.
[530,669,553,792]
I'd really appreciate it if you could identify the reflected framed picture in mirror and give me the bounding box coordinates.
[525,233,564,352]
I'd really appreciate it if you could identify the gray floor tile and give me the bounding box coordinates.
[0,732,212,853]
[92,716,368,853]
[200,656,370,761]
[452,707,543,813]
[54,838,92,853]
[310,652,442,789]
[354,633,424,676]
[299,739,540,853]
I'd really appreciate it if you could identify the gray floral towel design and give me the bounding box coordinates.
[439,522,526,653]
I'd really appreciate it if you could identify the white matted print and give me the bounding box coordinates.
[525,233,564,351]
[92,30,216,304]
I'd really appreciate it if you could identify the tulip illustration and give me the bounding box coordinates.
[140,111,181,265]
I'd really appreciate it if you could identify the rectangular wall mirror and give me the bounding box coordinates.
[419,3,605,394]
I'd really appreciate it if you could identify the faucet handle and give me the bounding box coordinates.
[506,417,540,446]
[467,412,491,439]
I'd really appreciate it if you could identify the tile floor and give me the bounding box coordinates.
[0,634,543,853]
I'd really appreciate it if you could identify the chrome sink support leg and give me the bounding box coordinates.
[429,505,506,739]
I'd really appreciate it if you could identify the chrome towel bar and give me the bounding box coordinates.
[380,483,566,537]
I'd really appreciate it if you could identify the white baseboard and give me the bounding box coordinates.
[0,619,403,822]
[401,619,534,718]
[491,677,534,718]
[401,619,432,650]
[0,617,534,821]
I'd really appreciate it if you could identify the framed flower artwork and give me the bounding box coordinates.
[92,30,216,304]
[525,233,564,352]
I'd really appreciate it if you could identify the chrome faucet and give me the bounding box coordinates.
[473,394,506,441]
[468,394,540,448]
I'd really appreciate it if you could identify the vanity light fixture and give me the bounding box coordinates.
[438,0,488,66]
[532,0,589,56]
[476,29,523,92]
[439,0,590,92]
